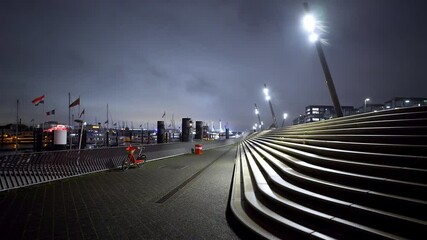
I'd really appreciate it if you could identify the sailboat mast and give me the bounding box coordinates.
[107,104,109,129]
[16,99,19,152]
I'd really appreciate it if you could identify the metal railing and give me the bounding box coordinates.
[0,147,126,191]
[0,138,242,192]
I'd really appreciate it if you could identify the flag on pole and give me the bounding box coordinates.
[69,97,80,108]
[79,109,85,118]
[46,109,55,116]
[32,95,45,106]
[30,119,34,122]
[104,120,108,124]
[162,111,166,118]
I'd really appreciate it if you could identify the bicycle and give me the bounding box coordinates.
[122,144,146,170]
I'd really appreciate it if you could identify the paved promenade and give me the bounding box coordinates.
[0,144,240,240]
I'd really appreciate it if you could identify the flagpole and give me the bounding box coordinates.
[16,99,19,152]
[107,104,109,129]
[79,118,85,150]
[42,99,45,132]
[106,104,109,147]
[69,92,71,150]
[78,95,80,118]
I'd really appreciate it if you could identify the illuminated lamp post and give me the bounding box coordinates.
[302,2,343,117]
[364,98,370,112]
[281,113,288,127]
[254,103,263,130]
[263,84,277,128]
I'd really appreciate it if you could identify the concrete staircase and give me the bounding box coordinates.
[228,106,427,239]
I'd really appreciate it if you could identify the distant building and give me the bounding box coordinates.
[303,105,357,123]
[85,124,105,146]
[357,103,385,113]
[384,97,427,109]
[293,96,427,125]
[292,115,306,125]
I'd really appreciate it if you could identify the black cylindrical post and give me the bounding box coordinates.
[225,129,230,139]
[157,121,165,144]
[181,118,192,142]
[195,121,203,139]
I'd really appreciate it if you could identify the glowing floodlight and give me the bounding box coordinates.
[309,32,319,42]
[263,87,269,96]
[303,14,316,32]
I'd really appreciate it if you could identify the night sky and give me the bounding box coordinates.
[1,0,427,131]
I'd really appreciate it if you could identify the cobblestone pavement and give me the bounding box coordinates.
[0,144,240,240]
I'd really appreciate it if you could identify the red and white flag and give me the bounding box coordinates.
[69,97,80,108]
[32,95,45,106]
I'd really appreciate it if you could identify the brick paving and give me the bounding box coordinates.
[0,144,240,240]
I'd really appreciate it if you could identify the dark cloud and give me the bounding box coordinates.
[1,0,427,130]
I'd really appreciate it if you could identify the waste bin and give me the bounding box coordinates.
[195,144,203,155]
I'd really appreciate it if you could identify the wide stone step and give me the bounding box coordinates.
[261,137,427,156]
[244,140,427,238]
[255,138,427,179]
[228,106,427,239]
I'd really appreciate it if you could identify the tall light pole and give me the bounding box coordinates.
[254,103,263,130]
[364,98,370,112]
[281,113,288,127]
[302,2,343,118]
[263,84,277,128]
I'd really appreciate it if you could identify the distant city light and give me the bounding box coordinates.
[283,113,288,119]
[405,100,410,103]
[265,95,271,101]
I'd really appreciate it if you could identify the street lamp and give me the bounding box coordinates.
[281,113,288,127]
[254,103,263,130]
[364,98,370,112]
[263,83,277,128]
[302,2,343,118]
[404,100,410,107]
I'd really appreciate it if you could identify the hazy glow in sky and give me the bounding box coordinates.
[1,0,427,130]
